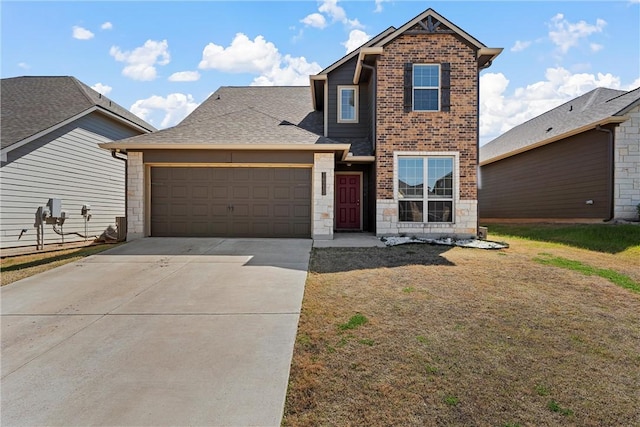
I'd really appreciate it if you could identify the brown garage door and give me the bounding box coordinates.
[151,167,311,237]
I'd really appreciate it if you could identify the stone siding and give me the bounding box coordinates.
[614,105,640,220]
[126,151,145,240]
[313,153,335,239]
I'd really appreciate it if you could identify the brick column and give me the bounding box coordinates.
[313,153,334,240]
[127,152,144,240]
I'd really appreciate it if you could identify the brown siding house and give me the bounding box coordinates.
[479,87,640,222]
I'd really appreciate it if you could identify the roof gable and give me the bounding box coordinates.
[480,86,640,165]
[1,76,155,151]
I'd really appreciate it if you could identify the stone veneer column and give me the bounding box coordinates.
[313,153,334,240]
[613,105,640,220]
[126,151,144,241]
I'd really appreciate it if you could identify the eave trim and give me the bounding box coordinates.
[480,116,628,166]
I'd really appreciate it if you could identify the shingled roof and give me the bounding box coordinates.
[1,76,156,151]
[480,86,640,165]
[100,86,374,157]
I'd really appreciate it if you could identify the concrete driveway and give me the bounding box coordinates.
[1,238,311,427]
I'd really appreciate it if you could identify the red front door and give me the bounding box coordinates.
[336,174,361,229]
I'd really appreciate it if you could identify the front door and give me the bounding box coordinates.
[336,173,361,230]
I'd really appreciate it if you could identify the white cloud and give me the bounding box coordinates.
[342,29,371,54]
[251,54,322,86]
[72,26,94,40]
[301,13,326,29]
[130,93,199,128]
[374,0,386,13]
[91,82,112,95]
[18,62,30,70]
[168,71,201,82]
[590,43,604,52]
[101,22,113,30]
[110,39,170,81]
[511,40,532,52]
[480,67,626,144]
[198,32,321,85]
[303,0,363,30]
[199,33,279,73]
[548,13,606,54]
[319,0,346,23]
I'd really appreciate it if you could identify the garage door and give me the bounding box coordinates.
[151,167,311,237]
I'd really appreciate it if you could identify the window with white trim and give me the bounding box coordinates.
[397,156,454,222]
[413,64,440,111]
[337,86,358,123]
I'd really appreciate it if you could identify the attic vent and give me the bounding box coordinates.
[569,105,573,111]
[546,127,553,132]
[279,120,295,126]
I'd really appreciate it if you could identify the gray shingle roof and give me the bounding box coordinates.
[1,76,156,150]
[480,86,640,164]
[110,86,374,155]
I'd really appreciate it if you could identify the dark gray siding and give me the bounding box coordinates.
[479,129,611,220]
[327,57,370,139]
[0,113,144,249]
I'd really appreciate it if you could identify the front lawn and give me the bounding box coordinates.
[283,228,640,426]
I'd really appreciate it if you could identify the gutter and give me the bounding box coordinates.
[111,150,128,238]
[595,125,615,221]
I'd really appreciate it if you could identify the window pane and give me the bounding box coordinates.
[413,65,439,87]
[399,201,423,222]
[398,158,424,198]
[427,158,453,198]
[427,201,452,222]
[414,89,438,111]
[340,88,355,120]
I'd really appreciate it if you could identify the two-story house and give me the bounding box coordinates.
[100,8,501,241]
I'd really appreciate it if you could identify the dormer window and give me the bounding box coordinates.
[337,86,358,123]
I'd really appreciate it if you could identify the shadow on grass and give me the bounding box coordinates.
[310,244,455,274]
[1,245,116,273]
[486,224,640,254]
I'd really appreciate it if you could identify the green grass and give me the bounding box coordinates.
[547,399,574,416]
[338,313,369,331]
[444,395,459,406]
[535,254,640,293]
[487,224,640,254]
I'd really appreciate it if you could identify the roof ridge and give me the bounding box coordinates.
[605,86,639,103]
[70,76,97,107]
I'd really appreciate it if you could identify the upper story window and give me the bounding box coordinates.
[413,64,440,111]
[404,62,450,113]
[337,86,358,123]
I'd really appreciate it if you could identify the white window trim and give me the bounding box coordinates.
[412,64,440,112]
[393,151,459,223]
[337,85,358,123]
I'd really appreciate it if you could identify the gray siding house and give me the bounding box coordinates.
[479,87,640,222]
[1,76,155,250]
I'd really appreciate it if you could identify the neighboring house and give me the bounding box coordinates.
[1,76,156,250]
[100,8,501,240]
[479,87,640,222]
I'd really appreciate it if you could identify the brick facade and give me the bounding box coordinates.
[374,32,479,237]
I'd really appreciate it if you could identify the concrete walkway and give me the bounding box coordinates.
[1,238,311,427]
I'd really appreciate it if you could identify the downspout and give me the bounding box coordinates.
[111,149,128,236]
[476,65,481,236]
[595,125,614,221]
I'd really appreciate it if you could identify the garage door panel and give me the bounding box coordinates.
[151,167,310,238]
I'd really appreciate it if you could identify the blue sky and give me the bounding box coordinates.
[2,0,639,144]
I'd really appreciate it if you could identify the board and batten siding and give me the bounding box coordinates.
[479,128,611,220]
[327,57,371,139]
[0,113,143,249]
